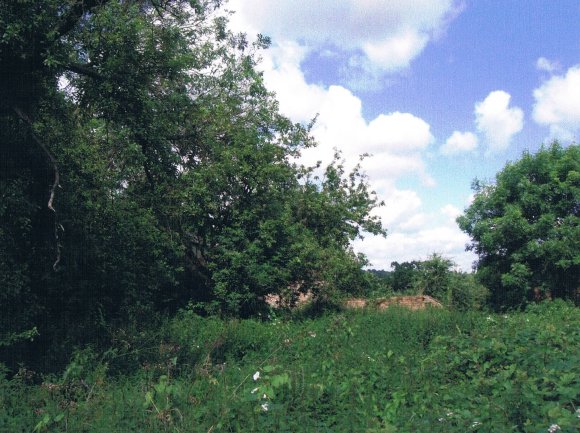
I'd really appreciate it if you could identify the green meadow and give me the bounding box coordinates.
[2,301,578,433]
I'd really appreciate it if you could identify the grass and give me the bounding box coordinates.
[1,301,578,432]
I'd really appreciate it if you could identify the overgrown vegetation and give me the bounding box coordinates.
[1,302,578,432]
[0,0,384,370]
[1,2,578,431]
[367,254,489,310]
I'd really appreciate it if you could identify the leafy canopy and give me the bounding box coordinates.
[457,143,579,309]
[0,0,385,369]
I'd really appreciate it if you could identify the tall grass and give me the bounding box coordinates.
[1,301,578,432]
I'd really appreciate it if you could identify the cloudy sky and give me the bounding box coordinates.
[226,0,580,271]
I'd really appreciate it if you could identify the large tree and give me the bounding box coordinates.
[1,0,384,368]
[457,143,579,309]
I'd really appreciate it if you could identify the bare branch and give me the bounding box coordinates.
[13,106,62,271]
[66,62,104,80]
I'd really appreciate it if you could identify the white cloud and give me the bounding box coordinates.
[475,90,524,154]
[355,224,475,271]
[533,65,580,142]
[259,41,435,187]
[440,130,478,155]
[370,187,423,228]
[228,0,462,74]
[366,112,434,152]
[536,57,560,73]
[356,198,475,271]
[398,212,431,231]
[441,204,461,221]
[362,28,429,71]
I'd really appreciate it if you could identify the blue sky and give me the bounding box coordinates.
[227,0,580,270]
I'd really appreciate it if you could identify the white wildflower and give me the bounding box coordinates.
[486,316,494,321]
[309,331,316,338]
[471,420,481,428]
[251,387,259,394]
[446,411,454,417]
[548,424,561,433]
[262,393,267,399]
[576,408,580,418]
[261,402,269,412]
[253,371,260,381]
[438,417,445,422]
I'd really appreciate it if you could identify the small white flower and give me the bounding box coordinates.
[253,371,260,381]
[261,402,269,412]
[471,420,481,428]
[486,316,494,321]
[548,424,561,433]
[309,331,316,338]
[438,417,445,422]
[576,408,580,418]
[262,393,267,399]
[503,315,508,319]
[446,411,454,417]
[251,387,259,394]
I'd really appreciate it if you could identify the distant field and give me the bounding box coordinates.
[2,301,578,433]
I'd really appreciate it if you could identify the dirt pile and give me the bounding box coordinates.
[345,295,443,310]
[265,292,444,310]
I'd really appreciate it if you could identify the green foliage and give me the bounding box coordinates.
[414,253,454,302]
[2,304,578,432]
[390,261,421,293]
[0,0,384,369]
[458,143,580,309]
[449,273,490,311]
[384,254,488,310]
[418,300,579,432]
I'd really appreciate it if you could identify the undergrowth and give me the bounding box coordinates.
[1,301,578,432]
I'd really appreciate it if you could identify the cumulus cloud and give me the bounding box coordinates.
[536,57,560,73]
[533,65,580,142]
[355,194,476,272]
[258,41,435,187]
[366,112,433,152]
[356,199,477,272]
[355,223,475,271]
[475,90,524,154]
[228,0,462,75]
[440,130,478,155]
[362,28,429,71]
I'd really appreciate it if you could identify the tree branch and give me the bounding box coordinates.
[66,62,104,80]
[53,0,111,42]
[13,106,62,271]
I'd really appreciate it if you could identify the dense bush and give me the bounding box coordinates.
[458,143,579,308]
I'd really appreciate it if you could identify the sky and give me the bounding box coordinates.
[225,0,580,271]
